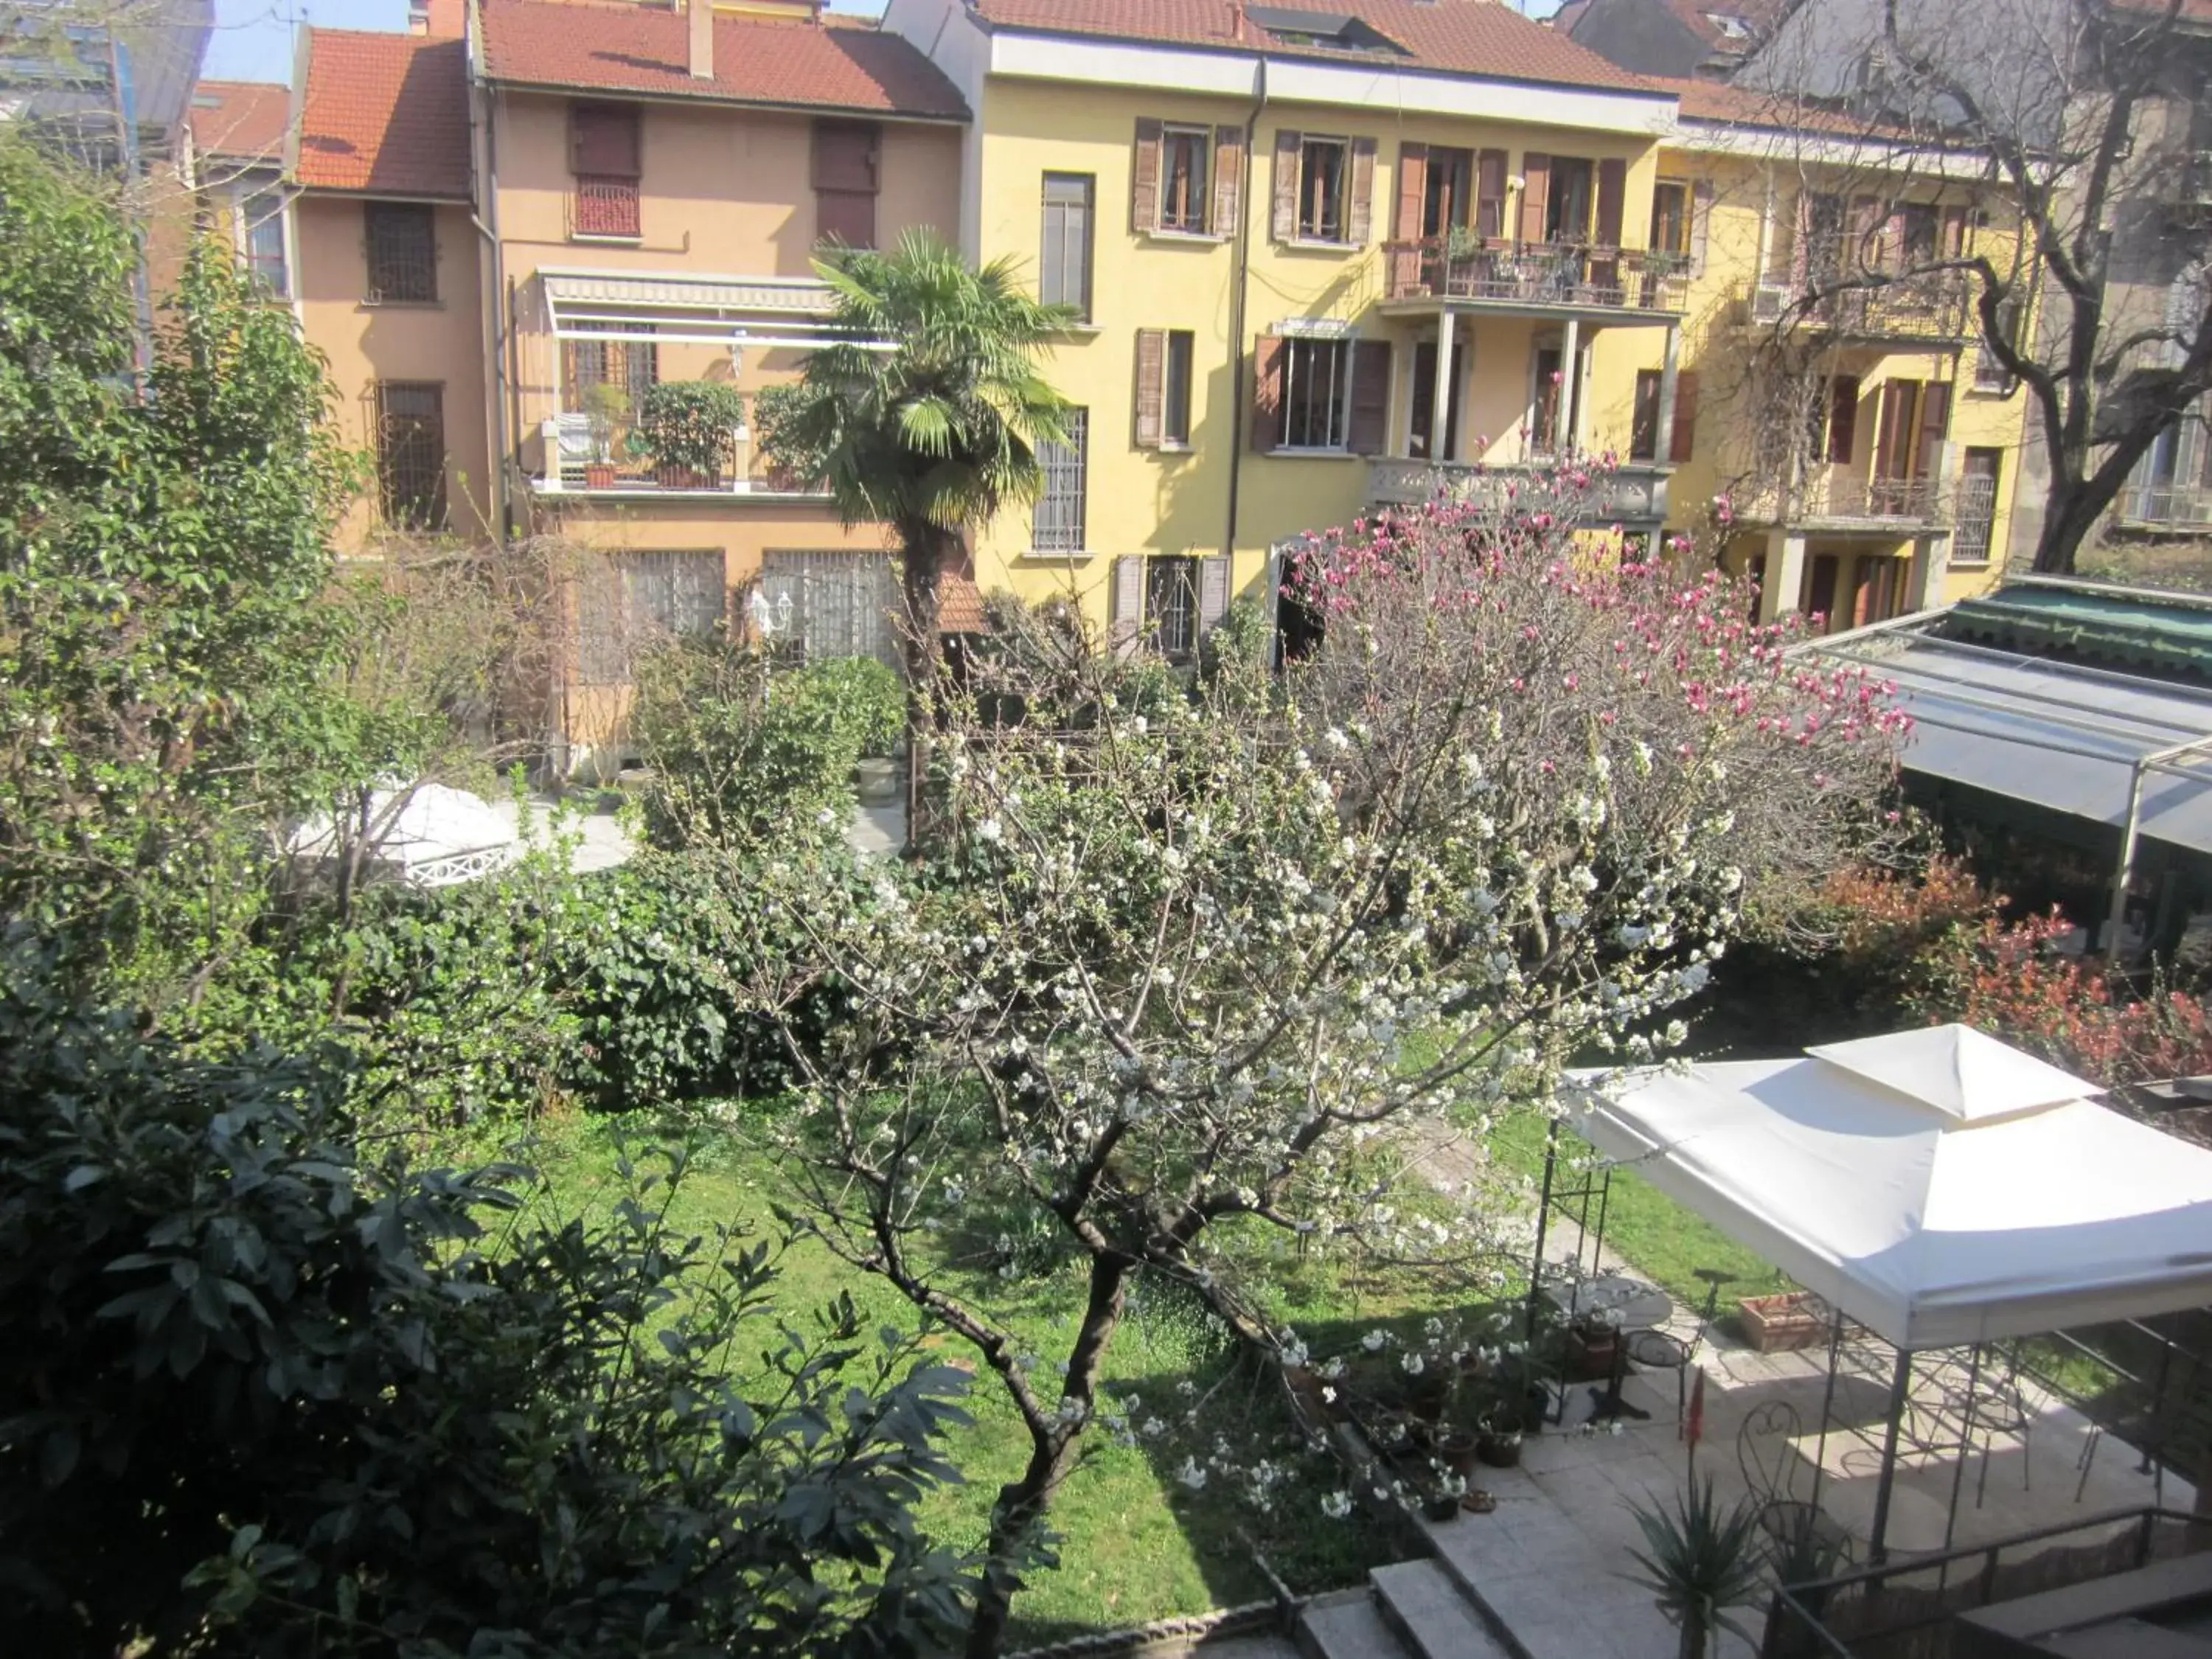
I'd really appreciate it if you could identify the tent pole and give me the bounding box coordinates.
[1590,1164,1614,1280]
[1811,1304,1845,1514]
[1869,1346,1914,1565]
[1942,1343,1983,1551]
[2104,758,2147,973]
[1526,1117,1559,1342]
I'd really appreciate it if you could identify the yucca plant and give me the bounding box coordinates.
[1625,1478,1769,1659]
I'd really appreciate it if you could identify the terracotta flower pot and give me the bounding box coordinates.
[1477,1433,1523,1469]
[583,462,616,489]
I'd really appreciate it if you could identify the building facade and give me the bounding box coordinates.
[208,0,2036,768]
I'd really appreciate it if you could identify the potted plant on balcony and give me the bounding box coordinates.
[580,382,628,490]
[630,379,746,490]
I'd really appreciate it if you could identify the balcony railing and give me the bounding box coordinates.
[532,414,822,498]
[1747,240,1973,341]
[1368,457,1671,524]
[1382,236,1688,313]
[1736,471,1952,528]
[2118,481,2212,529]
[569,175,641,240]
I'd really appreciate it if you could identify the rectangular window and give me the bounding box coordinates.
[365,202,436,304]
[1164,330,1194,445]
[1297,137,1348,241]
[1147,554,1200,661]
[569,102,643,240]
[572,176,640,240]
[580,550,725,683]
[759,550,899,667]
[1032,408,1088,551]
[243,191,287,296]
[1651,181,1691,257]
[1040,173,1093,317]
[374,381,446,529]
[1160,127,1211,233]
[1281,337,1349,449]
[813,119,880,249]
[1423,146,1473,238]
[1896,202,1940,269]
[1545,156,1595,243]
[1630,368,1662,461]
[1954,448,2003,566]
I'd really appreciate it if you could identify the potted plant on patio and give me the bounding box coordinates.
[580,381,629,489]
[1565,1306,1624,1381]
[1626,1478,1766,1659]
[631,379,745,489]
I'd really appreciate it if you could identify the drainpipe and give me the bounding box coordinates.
[1222,54,1269,567]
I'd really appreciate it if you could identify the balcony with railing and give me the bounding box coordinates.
[568,175,641,241]
[1736,468,1953,531]
[1380,236,1688,316]
[1746,239,1973,343]
[534,411,832,501]
[1368,456,1672,525]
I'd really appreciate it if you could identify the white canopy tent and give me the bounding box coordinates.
[1559,1025,2212,1558]
[286,784,518,889]
[1563,1026,2212,1351]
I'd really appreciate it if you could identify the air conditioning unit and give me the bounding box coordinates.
[1750,282,1791,325]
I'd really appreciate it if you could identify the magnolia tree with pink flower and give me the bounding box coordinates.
[723,467,1908,1658]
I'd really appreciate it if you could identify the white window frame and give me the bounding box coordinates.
[1295,134,1350,245]
[1031,408,1089,554]
[1158,124,1214,237]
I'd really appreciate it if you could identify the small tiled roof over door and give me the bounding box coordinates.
[188,79,291,163]
[296,30,472,199]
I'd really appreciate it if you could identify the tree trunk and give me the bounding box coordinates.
[1678,1610,1709,1659]
[965,1255,1129,1659]
[897,519,952,849]
[2031,484,2109,575]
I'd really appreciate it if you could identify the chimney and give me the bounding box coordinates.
[689,0,714,80]
[407,0,429,33]
[411,0,465,37]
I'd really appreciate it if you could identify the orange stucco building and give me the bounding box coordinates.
[213,0,966,772]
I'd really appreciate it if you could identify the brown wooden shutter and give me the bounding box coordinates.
[1395,142,1427,240]
[813,120,880,248]
[1251,335,1284,451]
[1874,380,1913,478]
[1347,339,1391,456]
[1132,118,1163,233]
[1520,153,1551,244]
[1197,554,1231,633]
[1941,204,1969,258]
[1347,136,1377,245]
[1133,328,1166,449]
[1851,560,1876,628]
[1211,124,1245,236]
[1916,380,1951,478]
[1272,129,1301,242]
[1476,149,1509,238]
[817,189,875,249]
[571,103,641,176]
[1668,369,1699,464]
[1594,158,1626,247]
[1689,179,1714,276]
[1109,556,1145,658]
[1630,369,1660,460]
[1828,374,1860,463]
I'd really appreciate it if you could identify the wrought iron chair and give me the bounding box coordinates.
[1737,1399,1855,1571]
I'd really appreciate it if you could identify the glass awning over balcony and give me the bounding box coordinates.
[538,267,883,352]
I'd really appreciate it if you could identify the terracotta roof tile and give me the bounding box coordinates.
[479,0,969,119]
[296,30,472,199]
[939,573,989,635]
[969,0,1658,94]
[188,79,290,162]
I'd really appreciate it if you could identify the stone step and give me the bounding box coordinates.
[1298,1587,1413,1659]
[1371,1559,1515,1659]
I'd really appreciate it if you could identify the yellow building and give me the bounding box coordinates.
[883,0,2029,647]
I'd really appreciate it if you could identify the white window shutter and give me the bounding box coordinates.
[1109,555,1146,658]
[1197,554,1231,635]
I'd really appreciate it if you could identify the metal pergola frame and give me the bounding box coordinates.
[536,266,896,354]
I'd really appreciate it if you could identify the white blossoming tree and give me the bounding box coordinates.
[731,474,1905,1658]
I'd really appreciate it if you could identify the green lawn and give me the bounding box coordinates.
[1486,1111,1790,1324]
[504,1111,1467,1646]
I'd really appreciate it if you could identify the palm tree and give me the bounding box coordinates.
[754,232,1074,828]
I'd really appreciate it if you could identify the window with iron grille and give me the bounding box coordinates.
[1160,127,1211,233]
[1952,448,2002,566]
[759,551,899,667]
[365,202,436,303]
[1032,408,1088,552]
[572,176,641,239]
[1040,173,1093,318]
[1281,338,1348,449]
[1147,554,1200,661]
[570,102,642,239]
[579,550,725,682]
[243,190,287,296]
[375,382,446,529]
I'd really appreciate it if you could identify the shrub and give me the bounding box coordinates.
[0,944,982,1657]
[629,380,746,481]
[630,638,904,852]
